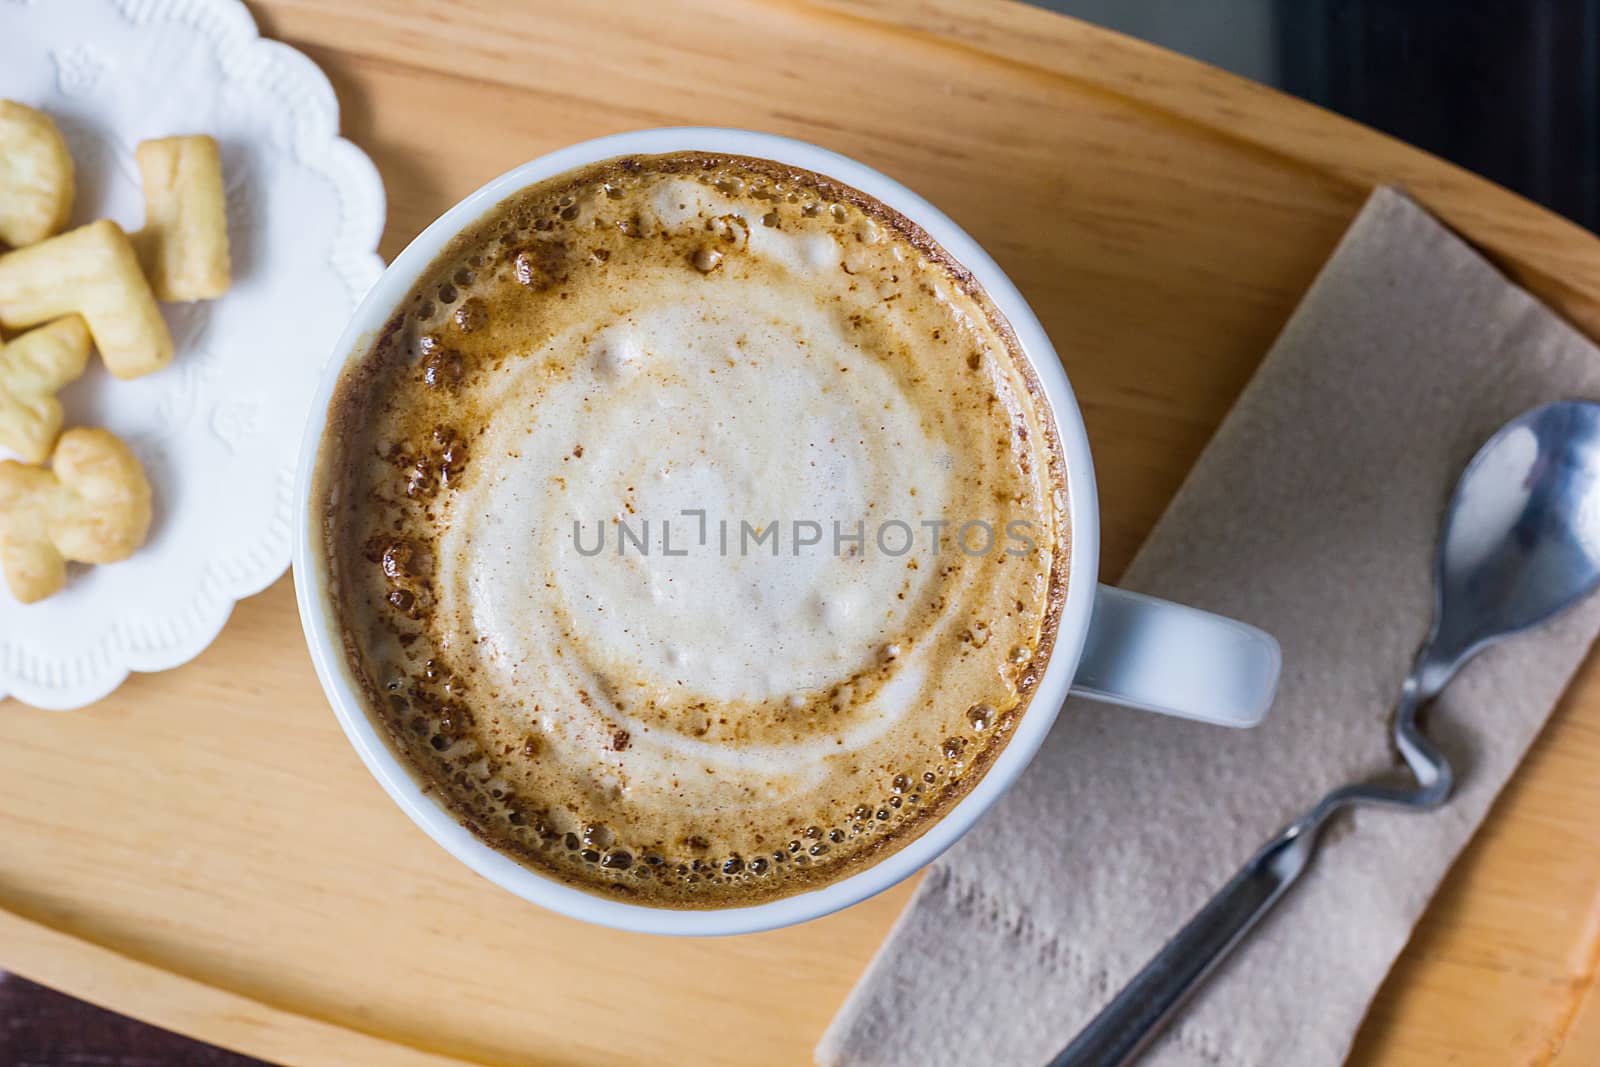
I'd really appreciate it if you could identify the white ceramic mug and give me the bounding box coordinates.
[292,128,1280,936]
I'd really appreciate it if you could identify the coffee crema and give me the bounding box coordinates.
[317,152,1068,907]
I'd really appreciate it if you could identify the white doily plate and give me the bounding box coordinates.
[1,0,385,709]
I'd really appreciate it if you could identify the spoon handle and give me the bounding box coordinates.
[1046,817,1321,1067]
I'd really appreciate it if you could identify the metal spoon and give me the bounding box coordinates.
[1050,399,1600,1067]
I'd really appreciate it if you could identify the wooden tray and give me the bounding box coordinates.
[4,2,1599,1063]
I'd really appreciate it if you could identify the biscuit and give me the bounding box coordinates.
[0,219,174,379]
[0,101,75,248]
[134,135,231,301]
[0,315,92,462]
[0,426,153,602]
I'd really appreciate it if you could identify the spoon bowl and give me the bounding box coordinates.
[1431,401,1600,671]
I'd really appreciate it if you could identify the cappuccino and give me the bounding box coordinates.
[317,152,1067,907]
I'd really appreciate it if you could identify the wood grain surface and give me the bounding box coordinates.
[3,1,1599,1065]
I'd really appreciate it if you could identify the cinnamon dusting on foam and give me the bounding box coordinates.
[316,152,1068,908]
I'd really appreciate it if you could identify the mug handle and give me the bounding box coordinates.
[1070,586,1280,728]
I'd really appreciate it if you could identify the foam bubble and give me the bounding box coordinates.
[590,324,642,376]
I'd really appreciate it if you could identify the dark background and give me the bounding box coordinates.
[1040,0,1600,233]
[6,1,1597,1064]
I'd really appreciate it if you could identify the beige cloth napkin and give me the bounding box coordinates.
[816,188,1600,1067]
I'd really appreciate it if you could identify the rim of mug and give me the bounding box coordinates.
[291,127,1102,936]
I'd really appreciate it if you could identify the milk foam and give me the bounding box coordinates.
[448,291,949,702]
[323,153,1067,906]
